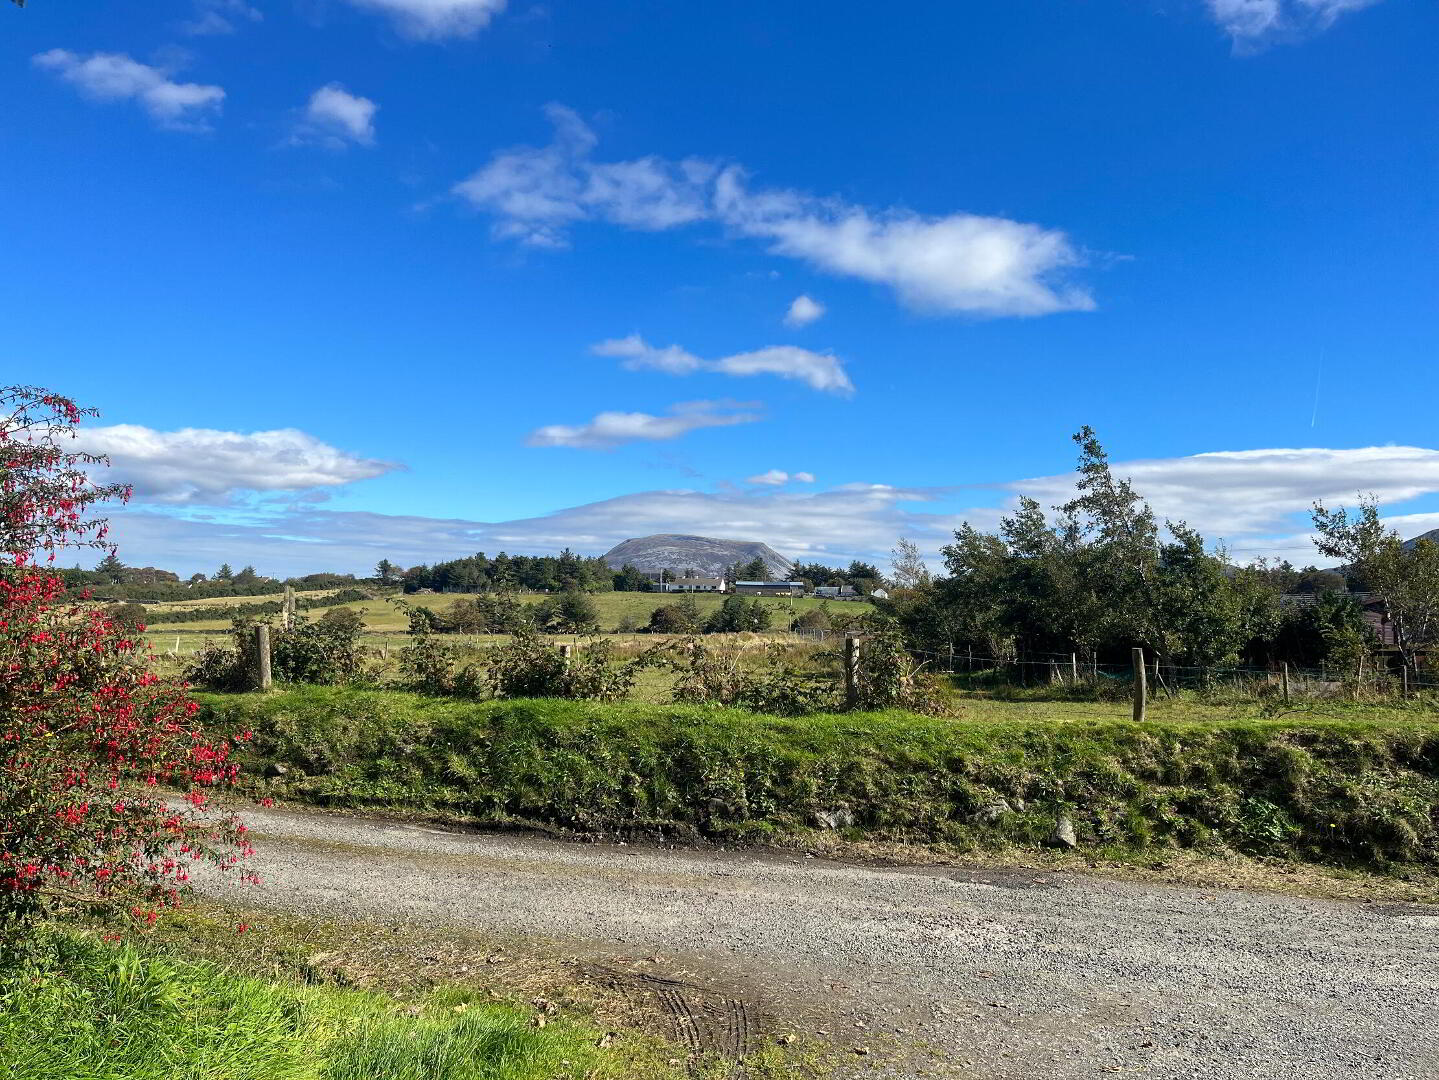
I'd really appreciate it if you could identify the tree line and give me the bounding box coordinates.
[879,428,1439,678]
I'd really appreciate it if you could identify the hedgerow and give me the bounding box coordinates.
[201,687,1439,867]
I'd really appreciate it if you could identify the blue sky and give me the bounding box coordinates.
[5,0,1437,576]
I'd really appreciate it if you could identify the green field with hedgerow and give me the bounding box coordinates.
[139,589,870,635]
[200,687,1439,870]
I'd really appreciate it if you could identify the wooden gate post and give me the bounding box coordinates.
[254,624,272,691]
[1281,661,1291,705]
[1131,647,1147,723]
[559,643,574,673]
[843,634,861,709]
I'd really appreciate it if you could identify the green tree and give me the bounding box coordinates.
[215,563,233,581]
[1311,497,1439,672]
[553,591,600,634]
[705,595,772,633]
[731,557,772,582]
[647,601,701,634]
[232,565,259,586]
[613,562,650,592]
[374,559,398,586]
[94,552,126,584]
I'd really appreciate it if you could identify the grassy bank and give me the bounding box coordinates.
[0,927,696,1080]
[201,687,1439,868]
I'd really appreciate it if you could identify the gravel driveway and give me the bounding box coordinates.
[201,805,1439,1079]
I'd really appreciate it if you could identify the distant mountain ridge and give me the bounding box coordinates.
[1404,529,1439,549]
[601,534,794,579]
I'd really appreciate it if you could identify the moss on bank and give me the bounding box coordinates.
[200,687,1439,868]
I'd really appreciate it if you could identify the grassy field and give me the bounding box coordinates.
[1,925,726,1080]
[139,589,871,634]
[200,687,1439,869]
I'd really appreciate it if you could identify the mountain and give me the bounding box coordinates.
[601,534,794,579]
[1404,529,1439,549]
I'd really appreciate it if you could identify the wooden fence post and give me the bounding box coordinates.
[559,643,574,673]
[1132,647,1147,723]
[1402,663,1410,698]
[1070,652,1079,686]
[283,585,296,630]
[1281,661,1290,705]
[843,634,861,709]
[254,624,272,691]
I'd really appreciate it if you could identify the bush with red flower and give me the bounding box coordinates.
[0,388,251,940]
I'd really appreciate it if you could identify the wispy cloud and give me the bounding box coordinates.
[525,400,762,450]
[33,50,225,131]
[76,425,399,504]
[181,0,262,36]
[343,0,509,40]
[747,470,816,486]
[783,294,825,328]
[293,83,378,148]
[453,105,1093,317]
[593,334,855,396]
[1205,0,1385,49]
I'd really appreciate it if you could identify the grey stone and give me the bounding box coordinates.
[1049,814,1078,848]
[811,807,856,831]
[264,762,289,778]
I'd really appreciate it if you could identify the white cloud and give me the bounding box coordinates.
[94,443,1439,579]
[33,50,225,131]
[593,334,703,375]
[747,470,817,486]
[592,334,855,395]
[1206,0,1384,47]
[1010,446,1439,541]
[525,401,762,450]
[182,0,262,36]
[295,83,378,147]
[783,294,825,328]
[76,425,399,504]
[343,0,509,39]
[453,106,1092,317]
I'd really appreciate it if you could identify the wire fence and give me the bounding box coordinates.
[900,644,1439,698]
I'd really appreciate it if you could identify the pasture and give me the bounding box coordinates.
[139,588,870,634]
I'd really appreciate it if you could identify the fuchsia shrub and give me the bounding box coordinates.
[0,387,252,935]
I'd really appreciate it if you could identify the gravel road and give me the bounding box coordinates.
[202,805,1439,1079]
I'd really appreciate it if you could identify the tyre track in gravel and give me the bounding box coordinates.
[198,805,1439,1080]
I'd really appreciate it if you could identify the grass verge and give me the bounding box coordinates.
[0,923,751,1080]
[200,686,1439,871]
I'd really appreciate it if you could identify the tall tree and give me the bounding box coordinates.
[374,558,398,586]
[94,552,126,583]
[888,537,932,590]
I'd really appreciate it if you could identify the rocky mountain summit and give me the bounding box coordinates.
[601,534,794,578]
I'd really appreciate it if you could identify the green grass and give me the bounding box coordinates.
[0,928,692,1080]
[201,687,1439,868]
[142,590,870,634]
